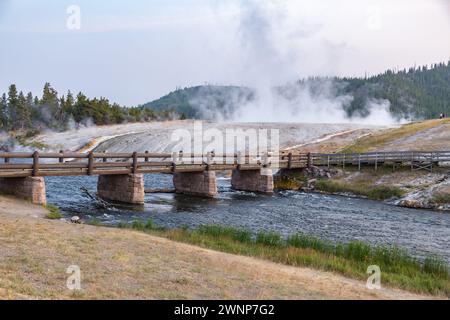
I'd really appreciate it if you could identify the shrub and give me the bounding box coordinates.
[367,186,404,200]
[131,220,145,231]
[287,233,334,253]
[45,204,62,220]
[256,231,282,246]
[117,221,129,229]
[431,193,450,204]
[424,256,449,278]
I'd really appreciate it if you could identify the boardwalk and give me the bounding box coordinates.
[0,150,447,205]
[1,150,446,178]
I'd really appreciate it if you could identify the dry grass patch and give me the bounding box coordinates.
[342,119,450,153]
[0,210,438,300]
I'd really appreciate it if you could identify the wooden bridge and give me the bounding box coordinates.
[0,150,447,205]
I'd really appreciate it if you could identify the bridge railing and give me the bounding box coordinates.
[0,151,282,177]
[1,150,449,177]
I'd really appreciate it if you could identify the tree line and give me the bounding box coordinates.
[0,83,178,134]
[336,61,450,120]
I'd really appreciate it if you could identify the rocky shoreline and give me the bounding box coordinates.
[275,165,450,212]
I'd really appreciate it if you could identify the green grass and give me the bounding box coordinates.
[15,132,48,150]
[117,219,167,232]
[256,231,282,246]
[114,221,450,297]
[44,204,62,220]
[315,180,404,200]
[431,193,450,204]
[197,225,252,243]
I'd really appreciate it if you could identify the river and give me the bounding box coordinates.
[45,174,450,263]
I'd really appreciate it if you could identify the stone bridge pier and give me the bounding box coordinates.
[173,170,218,197]
[97,174,145,204]
[0,177,47,205]
[231,168,274,194]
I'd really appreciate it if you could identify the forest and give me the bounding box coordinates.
[2,61,449,136]
[336,61,450,120]
[0,83,177,135]
[144,61,450,121]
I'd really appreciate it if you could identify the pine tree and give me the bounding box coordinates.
[41,82,60,128]
[7,84,19,129]
[17,91,31,130]
[0,93,8,129]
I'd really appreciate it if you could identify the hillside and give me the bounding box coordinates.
[337,62,450,120]
[141,61,450,121]
[141,85,254,119]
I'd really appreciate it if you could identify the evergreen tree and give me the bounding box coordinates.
[16,91,31,129]
[0,93,8,129]
[40,82,60,127]
[7,84,19,129]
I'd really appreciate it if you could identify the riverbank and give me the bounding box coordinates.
[278,119,450,210]
[276,165,450,211]
[0,195,441,300]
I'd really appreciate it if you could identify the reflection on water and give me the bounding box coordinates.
[45,174,450,263]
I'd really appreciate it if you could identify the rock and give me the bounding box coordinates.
[70,216,81,224]
[397,199,433,209]
[307,179,317,188]
[303,166,335,179]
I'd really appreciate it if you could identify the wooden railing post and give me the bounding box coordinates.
[59,150,64,163]
[132,151,138,174]
[307,152,312,168]
[103,151,107,163]
[205,151,211,170]
[171,152,177,172]
[145,151,149,162]
[32,151,39,176]
[342,154,346,170]
[4,157,9,163]
[288,152,293,169]
[430,152,433,173]
[88,151,94,175]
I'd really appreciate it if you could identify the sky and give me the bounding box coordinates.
[0,0,449,106]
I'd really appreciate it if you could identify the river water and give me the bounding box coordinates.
[45,174,450,263]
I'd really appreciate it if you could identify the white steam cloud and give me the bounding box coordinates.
[185,0,448,125]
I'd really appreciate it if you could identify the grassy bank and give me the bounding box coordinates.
[342,119,450,153]
[115,221,450,297]
[44,204,62,219]
[314,179,404,200]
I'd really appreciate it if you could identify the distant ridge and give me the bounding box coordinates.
[141,61,450,121]
[140,85,254,120]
